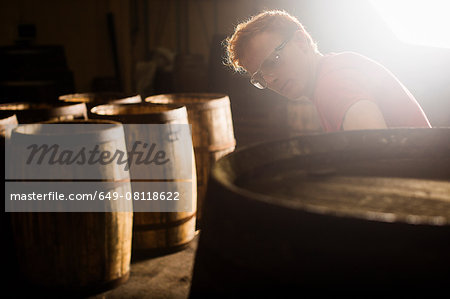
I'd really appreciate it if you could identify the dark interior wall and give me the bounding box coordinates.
[0,0,122,91]
[0,0,448,125]
[0,0,133,97]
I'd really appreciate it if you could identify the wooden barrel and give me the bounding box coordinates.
[0,112,18,139]
[0,112,18,174]
[145,93,235,228]
[190,128,450,296]
[8,119,133,295]
[280,97,323,137]
[91,103,197,255]
[0,102,87,123]
[1,112,19,295]
[59,92,141,118]
[233,96,323,146]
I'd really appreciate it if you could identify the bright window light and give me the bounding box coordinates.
[370,0,450,48]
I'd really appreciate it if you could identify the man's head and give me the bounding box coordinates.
[225,10,321,100]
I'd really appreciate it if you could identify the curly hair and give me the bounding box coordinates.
[224,10,318,73]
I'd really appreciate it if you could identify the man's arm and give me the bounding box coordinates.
[342,100,387,131]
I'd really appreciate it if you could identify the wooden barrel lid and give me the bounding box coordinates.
[59,92,142,106]
[12,119,124,145]
[0,102,87,123]
[145,93,230,111]
[90,103,187,124]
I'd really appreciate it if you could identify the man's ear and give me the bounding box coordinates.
[293,30,308,51]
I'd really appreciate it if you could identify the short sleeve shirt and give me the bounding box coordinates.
[312,52,431,132]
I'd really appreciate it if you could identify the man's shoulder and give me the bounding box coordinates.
[319,52,390,82]
[322,51,379,70]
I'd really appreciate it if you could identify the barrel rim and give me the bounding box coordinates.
[210,127,450,226]
[90,102,188,123]
[0,112,18,125]
[59,92,142,104]
[0,101,87,117]
[11,119,125,145]
[145,93,230,111]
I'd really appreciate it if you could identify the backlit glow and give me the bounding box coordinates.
[371,0,450,48]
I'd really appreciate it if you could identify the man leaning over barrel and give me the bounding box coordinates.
[225,10,431,132]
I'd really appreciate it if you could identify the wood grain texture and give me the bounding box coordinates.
[9,120,132,294]
[191,128,450,295]
[90,103,197,255]
[145,93,236,228]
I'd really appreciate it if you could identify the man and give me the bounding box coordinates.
[225,10,431,132]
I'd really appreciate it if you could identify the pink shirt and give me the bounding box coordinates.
[312,52,431,132]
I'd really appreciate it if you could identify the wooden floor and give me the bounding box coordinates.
[6,231,199,299]
[88,235,199,299]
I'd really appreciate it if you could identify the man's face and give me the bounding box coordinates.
[240,31,313,100]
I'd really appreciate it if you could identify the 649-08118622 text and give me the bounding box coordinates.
[99,191,180,201]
